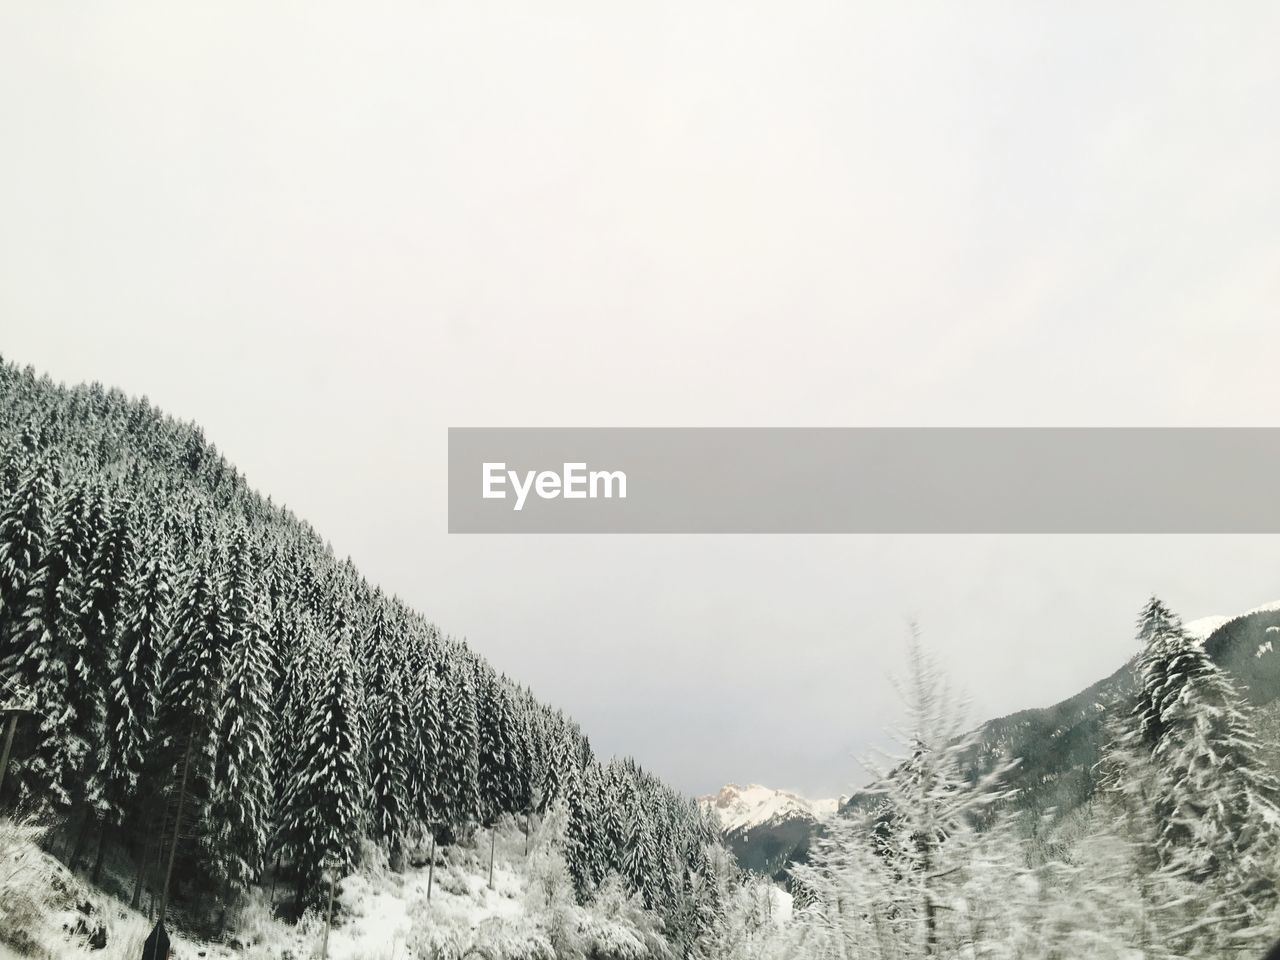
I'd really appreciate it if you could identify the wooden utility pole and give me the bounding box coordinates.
[487,824,496,889]
[426,833,436,902]
[156,731,194,929]
[269,853,281,907]
[320,870,336,959]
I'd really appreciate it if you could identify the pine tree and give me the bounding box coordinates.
[1130,610,1280,948]
[538,727,570,814]
[277,637,365,904]
[1132,595,1188,751]
[368,677,411,861]
[152,555,231,899]
[0,422,41,499]
[474,661,516,824]
[76,494,134,813]
[90,539,166,887]
[563,761,594,899]
[690,851,727,959]
[600,763,630,874]
[798,629,1017,959]
[435,652,481,833]
[509,696,536,818]
[269,606,313,829]
[0,454,55,669]
[155,559,228,753]
[205,530,277,894]
[407,635,444,836]
[576,761,609,894]
[622,784,659,907]
[14,482,92,809]
[100,550,172,815]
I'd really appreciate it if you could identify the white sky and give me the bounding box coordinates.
[3,3,1280,797]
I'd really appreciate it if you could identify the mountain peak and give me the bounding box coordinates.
[699,783,837,834]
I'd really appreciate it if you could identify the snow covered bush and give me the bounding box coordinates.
[0,814,56,952]
[584,874,673,960]
[407,907,555,960]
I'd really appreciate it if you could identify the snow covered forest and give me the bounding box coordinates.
[0,358,729,956]
[1,355,1279,959]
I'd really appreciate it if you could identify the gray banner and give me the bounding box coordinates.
[447,428,1280,533]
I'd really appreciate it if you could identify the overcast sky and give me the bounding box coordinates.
[3,3,1280,798]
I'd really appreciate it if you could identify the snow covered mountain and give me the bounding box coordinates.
[699,784,838,877]
[699,784,837,834]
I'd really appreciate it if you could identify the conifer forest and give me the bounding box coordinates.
[2,357,1279,959]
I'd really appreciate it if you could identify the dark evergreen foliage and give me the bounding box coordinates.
[0,357,712,925]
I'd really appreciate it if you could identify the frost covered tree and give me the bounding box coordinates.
[436,652,482,833]
[600,762,631,875]
[277,632,366,905]
[151,555,231,906]
[1132,595,1189,750]
[666,845,728,960]
[155,559,228,756]
[368,677,411,863]
[1121,597,1280,953]
[13,482,91,809]
[790,628,1019,959]
[75,493,134,839]
[96,548,172,898]
[204,529,277,895]
[0,452,53,667]
[474,659,516,824]
[623,793,659,909]
[0,358,712,934]
[406,634,445,837]
[565,759,605,900]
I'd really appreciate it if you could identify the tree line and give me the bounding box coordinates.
[0,357,724,947]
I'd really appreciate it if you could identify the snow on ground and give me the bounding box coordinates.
[766,884,794,927]
[0,816,234,960]
[1,815,663,960]
[0,817,394,959]
[325,846,526,960]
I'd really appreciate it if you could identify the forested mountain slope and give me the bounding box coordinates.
[731,604,1280,880]
[0,357,719,941]
[961,602,1280,820]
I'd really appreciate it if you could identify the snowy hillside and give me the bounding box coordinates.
[0,361,719,953]
[0,812,681,960]
[699,784,836,835]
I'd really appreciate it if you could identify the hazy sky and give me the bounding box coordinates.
[3,4,1280,797]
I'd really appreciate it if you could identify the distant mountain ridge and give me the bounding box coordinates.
[698,784,838,877]
[950,599,1280,823]
[721,601,1280,877]
[699,783,837,834]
